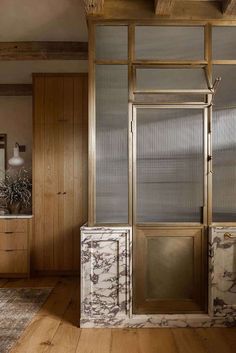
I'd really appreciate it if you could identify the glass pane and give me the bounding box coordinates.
[136,108,204,222]
[213,65,236,222]
[135,26,204,60]
[134,93,206,104]
[96,26,128,60]
[96,65,128,223]
[136,68,208,91]
[213,27,236,60]
[147,236,193,299]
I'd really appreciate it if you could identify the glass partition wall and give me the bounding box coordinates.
[89,22,236,313]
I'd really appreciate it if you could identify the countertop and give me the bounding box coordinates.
[0,215,33,219]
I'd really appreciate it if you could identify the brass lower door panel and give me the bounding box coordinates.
[133,226,207,314]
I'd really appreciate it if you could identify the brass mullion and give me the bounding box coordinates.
[88,21,96,226]
[128,24,135,226]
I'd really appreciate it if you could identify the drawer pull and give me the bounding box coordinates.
[5,232,13,234]
[224,232,236,240]
[5,249,14,252]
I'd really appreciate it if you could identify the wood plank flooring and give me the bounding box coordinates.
[0,277,235,353]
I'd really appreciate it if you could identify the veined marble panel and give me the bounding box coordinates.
[80,226,132,322]
[80,226,236,328]
[210,227,236,321]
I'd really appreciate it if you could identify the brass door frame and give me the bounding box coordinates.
[132,104,209,228]
[132,104,209,314]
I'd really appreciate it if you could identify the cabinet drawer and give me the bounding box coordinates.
[0,250,28,274]
[0,233,27,250]
[0,219,28,233]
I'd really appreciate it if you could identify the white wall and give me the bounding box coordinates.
[0,96,32,170]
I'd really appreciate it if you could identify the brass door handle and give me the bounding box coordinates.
[224,232,236,240]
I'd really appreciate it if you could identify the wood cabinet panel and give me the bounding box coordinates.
[33,74,88,272]
[0,219,28,233]
[0,250,28,274]
[0,233,27,250]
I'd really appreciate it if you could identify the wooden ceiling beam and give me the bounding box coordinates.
[155,0,175,16]
[83,0,104,15]
[222,0,236,15]
[0,84,32,96]
[0,42,88,61]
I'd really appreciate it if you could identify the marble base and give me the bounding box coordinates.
[80,225,236,328]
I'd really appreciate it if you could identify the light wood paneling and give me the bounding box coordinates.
[0,219,31,277]
[33,74,88,273]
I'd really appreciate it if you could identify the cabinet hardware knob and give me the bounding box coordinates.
[57,192,61,195]
[224,232,236,239]
[63,192,67,195]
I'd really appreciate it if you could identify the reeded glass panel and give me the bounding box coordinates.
[136,108,204,222]
[135,26,204,60]
[147,236,193,299]
[212,27,236,60]
[96,26,128,60]
[96,65,128,223]
[136,68,208,91]
[134,93,206,104]
[213,65,236,222]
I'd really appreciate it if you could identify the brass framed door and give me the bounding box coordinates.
[132,105,208,313]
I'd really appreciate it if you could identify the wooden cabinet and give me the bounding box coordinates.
[33,74,88,272]
[0,218,31,277]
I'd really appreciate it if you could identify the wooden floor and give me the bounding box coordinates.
[0,277,235,353]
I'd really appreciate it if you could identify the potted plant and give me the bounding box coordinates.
[0,168,32,214]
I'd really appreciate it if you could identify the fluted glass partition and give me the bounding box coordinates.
[135,26,204,60]
[213,27,236,60]
[96,65,129,223]
[213,65,236,222]
[136,108,204,222]
[96,26,128,60]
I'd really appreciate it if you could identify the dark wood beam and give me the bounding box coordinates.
[0,42,88,61]
[83,0,104,15]
[0,84,32,96]
[222,0,236,14]
[155,0,175,16]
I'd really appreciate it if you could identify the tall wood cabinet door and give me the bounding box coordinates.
[54,77,74,270]
[33,77,45,270]
[33,74,88,272]
[33,77,63,271]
